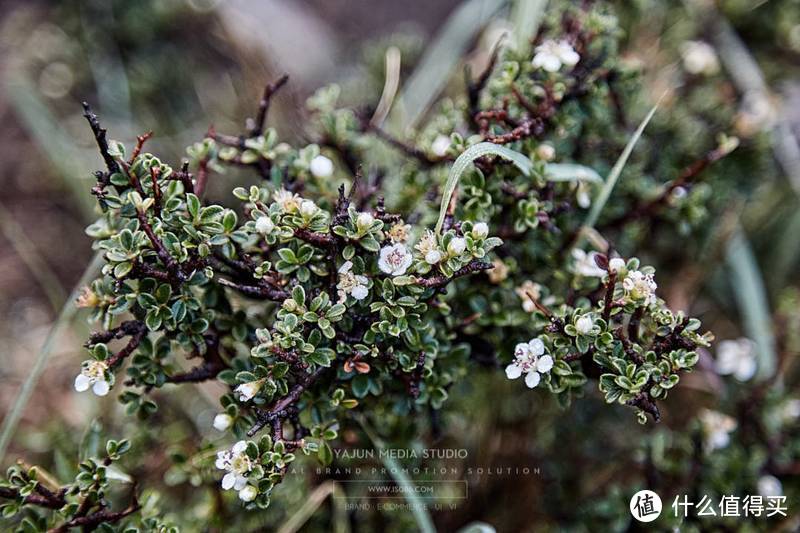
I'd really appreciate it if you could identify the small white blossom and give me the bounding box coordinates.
[715,338,757,381]
[699,409,737,452]
[415,230,439,257]
[757,475,783,497]
[623,270,658,306]
[505,338,554,388]
[235,379,264,402]
[378,243,413,276]
[299,199,318,217]
[515,280,542,313]
[337,261,369,302]
[309,155,334,178]
[431,135,451,157]
[680,40,719,75]
[356,212,375,230]
[608,257,626,273]
[425,250,443,265]
[471,222,489,239]
[216,441,254,499]
[255,216,275,235]
[239,484,258,502]
[447,237,467,256]
[575,315,594,335]
[532,40,580,72]
[273,188,301,213]
[536,143,556,161]
[74,360,111,397]
[571,249,605,278]
[213,413,234,431]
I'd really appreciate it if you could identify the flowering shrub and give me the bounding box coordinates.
[7,0,791,530]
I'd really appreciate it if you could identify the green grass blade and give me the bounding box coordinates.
[393,0,506,132]
[725,228,777,381]
[510,0,548,54]
[435,142,600,234]
[583,99,661,230]
[0,252,104,463]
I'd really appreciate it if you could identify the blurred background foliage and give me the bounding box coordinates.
[0,0,799,531]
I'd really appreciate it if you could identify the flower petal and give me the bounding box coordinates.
[232,440,247,454]
[525,371,541,388]
[92,380,110,397]
[233,475,248,491]
[536,355,554,374]
[74,374,91,392]
[221,472,236,490]
[528,338,545,356]
[505,364,522,379]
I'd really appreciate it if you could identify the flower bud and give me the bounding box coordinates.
[213,413,233,431]
[356,212,375,230]
[255,216,275,235]
[299,200,318,217]
[447,237,466,255]
[239,485,258,502]
[608,258,626,273]
[575,315,594,335]
[425,250,443,265]
[471,222,489,239]
[309,155,333,178]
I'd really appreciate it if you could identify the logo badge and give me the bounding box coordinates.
[630,490,662,522]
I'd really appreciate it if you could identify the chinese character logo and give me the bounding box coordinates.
[630,490,663,523]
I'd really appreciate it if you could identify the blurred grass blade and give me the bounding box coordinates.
[726,228,777,381]
[545,163,602,183]
[510,0,547,53]
[359,417,436,533]
[277,481,348,533]
[583,99,661,230]
[0,252,104,463]
[0,200,66,311]
[393,0,506,132]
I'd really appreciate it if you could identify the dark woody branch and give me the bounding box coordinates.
[247,367,327,437]
[415,260,493,288]
[81,102,120,175]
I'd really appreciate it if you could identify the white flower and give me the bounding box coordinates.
[74,360,111,397]
[235,380,264,402]
[515,280,542,313]
[505,338,554,389]
[431,135,451,157]
[536,143,556,162]
[715,338,757,381]
[680,40,719,75]
[337,261,369,302]
[623,270,658,306]
[575,315,594,335]
[378,243,413,276]
[532,40,580,72]
[213,413,233,431]
[415,230,439,256]
[299,199,318,217]
[699,409,737,452]
[757,475,783,497]
[471,222,489,239]
[216,441,253,495]
[356,212,375,230]
[447,237,467,256]
[571,249,605,278]
[425,250,443,265]
[273,188,301,213]
[255,216,275,235]
[608,257,626,273]
[239,484,258,502]
[309,155,334,178]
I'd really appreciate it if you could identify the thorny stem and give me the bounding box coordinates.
[136,209,187,282]
[250,74,289,137]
